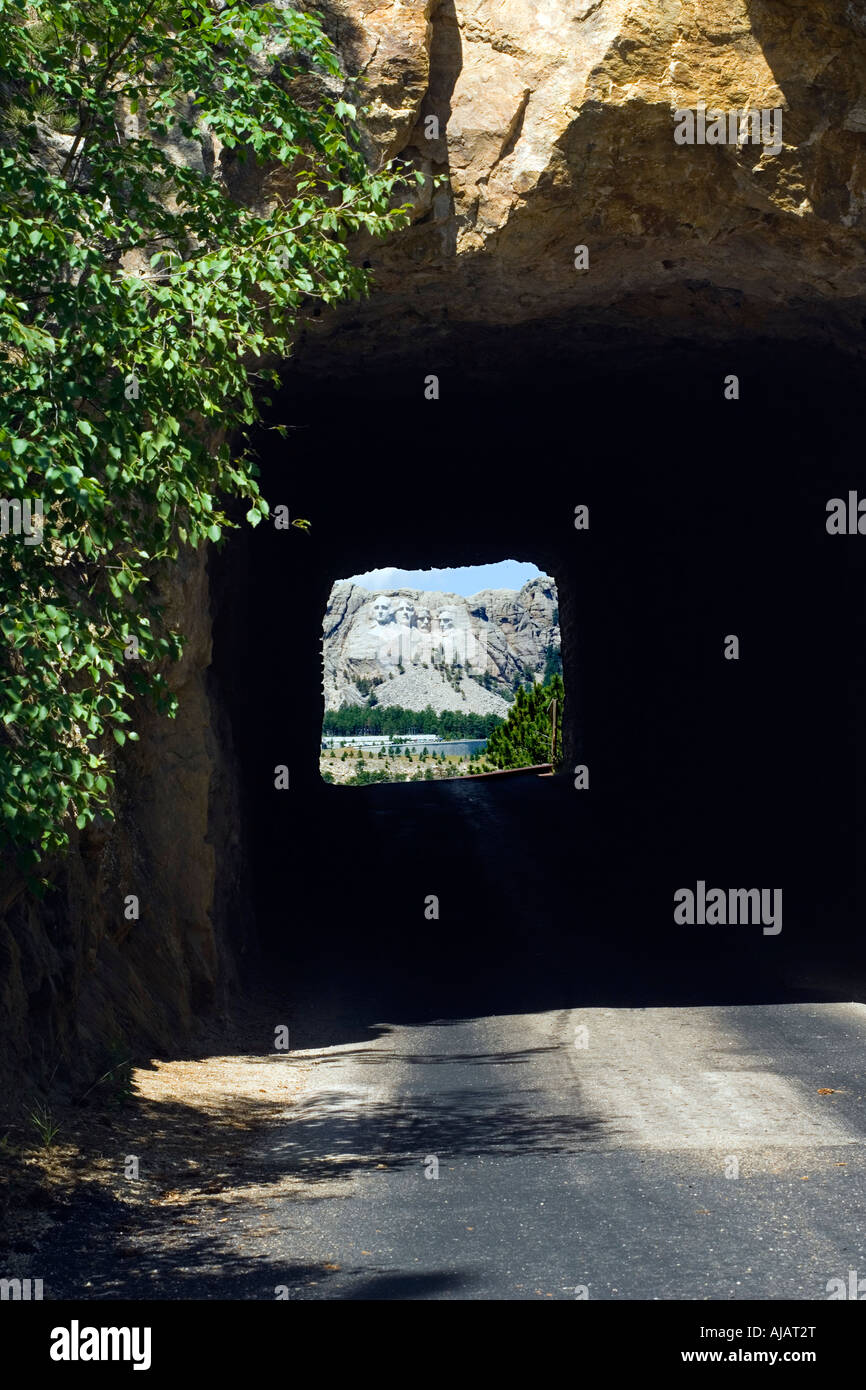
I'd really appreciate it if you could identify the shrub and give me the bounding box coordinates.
[0,0,422,863]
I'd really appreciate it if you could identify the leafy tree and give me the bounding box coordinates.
[0,0,421,862]
[468,670,497,692]
[322,703,503,740]
[345,768,389,786]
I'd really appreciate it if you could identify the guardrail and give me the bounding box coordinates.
[443,763,553,781]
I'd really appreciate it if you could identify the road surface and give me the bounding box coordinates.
[238,999,866,1300]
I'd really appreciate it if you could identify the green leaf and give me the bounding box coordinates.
[0,0,415,862]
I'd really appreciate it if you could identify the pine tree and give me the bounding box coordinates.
[484,673,564,770]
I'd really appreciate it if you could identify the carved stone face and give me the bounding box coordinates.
[438,607,457,631]
[394,599,415,627]
[415,607,431,631]
[371,597,393,626]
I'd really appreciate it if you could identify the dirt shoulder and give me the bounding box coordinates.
[0,983,312,1297]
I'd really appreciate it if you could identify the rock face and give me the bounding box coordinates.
[295,0,866,374]
[323,576,559,715]
[0,546,251,1114]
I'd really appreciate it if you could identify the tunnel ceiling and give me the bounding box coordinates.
[269,0,866,381]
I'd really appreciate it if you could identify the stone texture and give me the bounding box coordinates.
[0,545,250,1114]
[322,576,559,713]
[295,0,866,374]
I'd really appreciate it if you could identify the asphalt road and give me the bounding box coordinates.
[190,773,866,1301]
[240,999,866,1301]
[30,776,866,1301]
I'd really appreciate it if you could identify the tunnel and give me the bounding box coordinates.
[209,333,866,1042]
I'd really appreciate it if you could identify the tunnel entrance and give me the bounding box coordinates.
[320,561,563,787]
[210,336,866,1025]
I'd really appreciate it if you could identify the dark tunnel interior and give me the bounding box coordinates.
[209,337,866,1043]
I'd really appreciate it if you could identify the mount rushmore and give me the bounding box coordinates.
[323,576,560,717]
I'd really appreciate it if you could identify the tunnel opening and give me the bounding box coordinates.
[210,333,866,1036]
[319,561,563,787]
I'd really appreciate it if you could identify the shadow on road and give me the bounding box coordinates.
[264,772,861,1056]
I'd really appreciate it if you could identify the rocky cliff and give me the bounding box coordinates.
[323,577,559,716]
[291,0,866,377]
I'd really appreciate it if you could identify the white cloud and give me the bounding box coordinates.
[346,566,400,589]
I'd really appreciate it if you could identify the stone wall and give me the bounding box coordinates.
[0,546,251,1113]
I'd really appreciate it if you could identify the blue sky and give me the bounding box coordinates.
[342,560,544,596]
